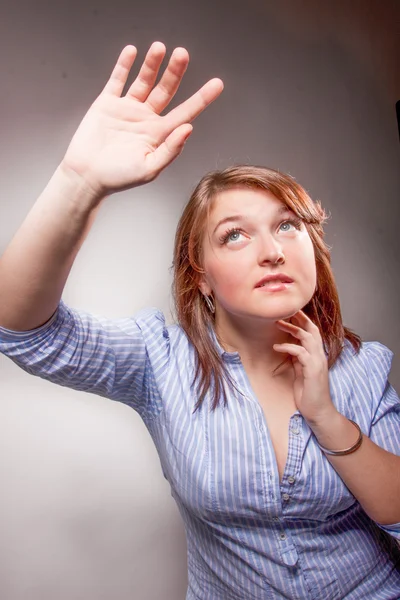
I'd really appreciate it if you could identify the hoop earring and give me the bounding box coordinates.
[203,294,215,314]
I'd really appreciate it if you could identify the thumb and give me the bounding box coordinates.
[146,124,193,175]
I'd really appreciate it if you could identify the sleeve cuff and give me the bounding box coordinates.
[377,520,400,541]
[0,301,67,341]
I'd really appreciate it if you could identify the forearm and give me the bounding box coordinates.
[0,43,222,332]
[0,162,104,331]
[310,411,400,525]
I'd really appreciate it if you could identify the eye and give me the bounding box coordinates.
[279,218,302,232]
[219,227,245,244]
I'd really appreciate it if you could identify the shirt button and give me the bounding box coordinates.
[279,533,287,541]
[291,428,300,435]
[287,476,295,485]
[282,493,290,501]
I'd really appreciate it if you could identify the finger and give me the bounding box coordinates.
[163,78,224,131]
[126,41,167,102]
[102,45,138,97]
[275,320,309,341]
[290,311,321,338]
[145,123,193,175]
[273,343,309,366]
[276,320,318,356]
[146,47,190,114]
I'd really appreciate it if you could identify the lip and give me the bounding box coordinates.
[255,273,294,288]
[257,281,292,293]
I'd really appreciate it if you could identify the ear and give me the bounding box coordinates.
[198,275,212,297]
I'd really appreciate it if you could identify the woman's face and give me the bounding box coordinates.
[199,186,317,323]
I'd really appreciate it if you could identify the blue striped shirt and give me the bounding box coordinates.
[1,300,399,599]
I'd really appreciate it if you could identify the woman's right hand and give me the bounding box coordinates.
[61,42,224,198]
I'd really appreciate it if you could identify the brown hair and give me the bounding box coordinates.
[172,165,361,411]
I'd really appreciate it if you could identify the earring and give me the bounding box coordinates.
[203,294,215,314]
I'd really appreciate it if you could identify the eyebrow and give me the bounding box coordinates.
[212,205,295,235]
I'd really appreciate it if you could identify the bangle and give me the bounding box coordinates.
[317,419,363,456]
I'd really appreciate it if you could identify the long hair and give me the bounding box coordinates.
[172,165,361,411]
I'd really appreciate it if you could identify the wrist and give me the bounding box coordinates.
[57,161,106,211]
[310,411,361,452]
[303,403,340,430]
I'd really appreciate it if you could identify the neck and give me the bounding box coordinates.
[214,310,293,374]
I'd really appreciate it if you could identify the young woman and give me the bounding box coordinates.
[0,42,399,600]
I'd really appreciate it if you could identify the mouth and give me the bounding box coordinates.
[255,274,294,288]
[256,281,293,293]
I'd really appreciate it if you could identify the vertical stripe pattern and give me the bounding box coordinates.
[1,300,399,599]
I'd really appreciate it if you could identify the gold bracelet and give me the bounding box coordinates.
[317,419,363,456]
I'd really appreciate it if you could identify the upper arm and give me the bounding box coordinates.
[364,342,400,456]
[362,342,400,541]
[0,300,170,418]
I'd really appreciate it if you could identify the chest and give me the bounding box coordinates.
[246,368,298,481]
[155,360,356,524]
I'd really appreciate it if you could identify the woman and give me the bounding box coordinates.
[0,42,399,599]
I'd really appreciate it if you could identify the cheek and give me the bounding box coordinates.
[204,255,249,298]
[209,265,243,292]
[292,240,317,288]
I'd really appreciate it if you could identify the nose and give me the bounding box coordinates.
[257,235,285,265]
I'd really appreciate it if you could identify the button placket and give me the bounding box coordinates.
[275,527,299,566]
[236,373,281,515]
[280,415,304,511]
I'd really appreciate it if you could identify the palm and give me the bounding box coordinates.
[63,43,223,196]
[65,94,163,192]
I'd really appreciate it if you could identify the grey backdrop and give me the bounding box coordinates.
[0,1,399,599]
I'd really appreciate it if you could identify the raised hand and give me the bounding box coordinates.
[62,42,224,197]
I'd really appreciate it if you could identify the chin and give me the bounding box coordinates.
[221,294,313,322]
[254,300,308,321]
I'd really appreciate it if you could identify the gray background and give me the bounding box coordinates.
[0,1,399,599]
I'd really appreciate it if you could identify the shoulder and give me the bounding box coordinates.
[335,338,393,385]
[133,306,169,339]
[329,338,395,427]
[132,306,193,360]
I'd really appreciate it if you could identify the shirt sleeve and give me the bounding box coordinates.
[363,342,400,541]
[0,300,170,419]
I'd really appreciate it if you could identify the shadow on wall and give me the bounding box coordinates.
[251,0,400,105]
